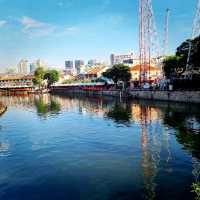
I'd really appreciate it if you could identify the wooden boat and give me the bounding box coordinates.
[0,102,7,116]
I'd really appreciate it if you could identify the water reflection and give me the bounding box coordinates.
[1,95,200,161]
[34,95,61,118]
[162,104,200,188]
[135,105,161,200]
[0,95,61,118]
[0,94,199,199]
[0,141,9,156]
[1,95,200,149]
[163,104,200,159]
[0,102,8,156]
[0,95,35,110]
[106,102,132,125]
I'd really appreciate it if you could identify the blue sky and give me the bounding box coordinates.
[0,0,197,69]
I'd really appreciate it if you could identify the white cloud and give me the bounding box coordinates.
[0,20,7,28]
[55,26,80,37]
[19,16,56,37]
[19,16,80,38]
[20,16,44,30]
[62,26,80,35]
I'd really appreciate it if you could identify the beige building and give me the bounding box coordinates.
[84,66,108,80]
[130,65,161,81]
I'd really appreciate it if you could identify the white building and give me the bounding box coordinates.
[36,59,47,68]
[18,59,29,74]
[110,52,139,66]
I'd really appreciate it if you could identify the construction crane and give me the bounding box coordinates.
[192,0,200,38]
[163,9,170,57]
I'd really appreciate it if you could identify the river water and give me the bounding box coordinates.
[0,94,200,200]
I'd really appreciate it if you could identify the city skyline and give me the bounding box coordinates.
[0,0,197,70]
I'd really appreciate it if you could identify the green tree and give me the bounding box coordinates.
[163,35,200,80]
[44,69,59,87]
[32,67,46,89]
[176,35,200,70]
[162,55,187,79]
[163,56,179,79]
[103,64,131,85]
[192,36,200,68]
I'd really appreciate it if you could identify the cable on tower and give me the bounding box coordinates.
[163,8,170,57]
[185,0,200,78]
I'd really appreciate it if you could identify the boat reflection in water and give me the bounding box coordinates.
[0,94,199,200]
[0,101,7,116]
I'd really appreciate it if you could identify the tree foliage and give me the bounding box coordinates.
[162,56,186,79]
[44,69,59,87]
[32,67,46,89]
[163,35,200,80]
[176,35,200,69]
[103,64,131,84]
[163,56,179,79]
[33,67,59,88]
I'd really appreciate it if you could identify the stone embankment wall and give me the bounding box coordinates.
[51,89,122,97]
[51,87,200,104]
[129,90,200,104]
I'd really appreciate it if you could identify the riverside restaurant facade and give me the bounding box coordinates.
[0,74,33,88]
[0,74,34,95]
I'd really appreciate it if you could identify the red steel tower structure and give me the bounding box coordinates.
[139,0,160,84]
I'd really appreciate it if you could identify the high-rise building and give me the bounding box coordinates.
[75,60,84,74]
[110,54,115,66]
[65,60,74,75]
[65,60,73,69]
[88,59,97,66]
[30,62,37,74]
[36,59,47,68]
[110,53,135,66]
[18,59,29,74]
